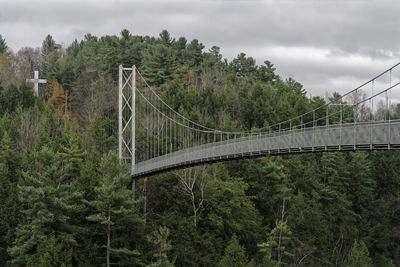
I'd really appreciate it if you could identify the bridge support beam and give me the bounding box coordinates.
[118,65,137,205]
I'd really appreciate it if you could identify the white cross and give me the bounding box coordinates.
[26,70,46,96]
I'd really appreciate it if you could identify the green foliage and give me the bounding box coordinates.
[159,30,174,47]
[42,34,56,56]
[0,35,7,53]
[185,39,204,70]
[230,53,257,77]
[0,29,399,267]
[87,115,117,153]
[258,220,294,266]
[0,83,37,115]
[239,158,288,225]
[0,132,20,263]
[58,124,86,183]
[345,240,373,267]
[147,226,174,267]
[26,235,73,267]
[218,235,248,267]
[86,152,143,266]
[8,146,84,265]
[142,44,177,86]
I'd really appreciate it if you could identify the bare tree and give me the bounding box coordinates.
[348,89,370,121]
[375,99,387,121]
[16,47,42,76]
[71,72,117,128]
[175,166,207,227]
[16,110,41,152]
[0,52,25,88]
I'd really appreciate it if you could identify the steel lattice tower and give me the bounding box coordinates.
[118,65,136,171]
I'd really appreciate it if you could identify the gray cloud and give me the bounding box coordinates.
[1,0,399,96]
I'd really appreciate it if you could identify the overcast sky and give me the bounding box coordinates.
[1,0,400,97]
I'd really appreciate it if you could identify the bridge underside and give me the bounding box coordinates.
[132,120,400,178]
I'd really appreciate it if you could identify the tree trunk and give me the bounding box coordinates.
[144,178,147,222]
[107,209,111,267]
[132,178,135,209]
[191,192,197,227]
[278,197,285,264]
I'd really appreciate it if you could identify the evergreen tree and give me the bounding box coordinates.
[203,164,262,262]
[346,152,375,234]
[0,132,20,264]
[41,34,60,80]
[345,240,373,267]
[239,158,288,226]
[0,84,20,114]
[258,220,294,266]
[256,60,278,83]
[87,115,116,153]
[86,152,142,267]
[120,29,131,41]
[230,53,257,77]
[159,30,174,47]
[185,39,204,70]
[319,153,358,265]
[42,34,56,57]
[0,29,399,266]
[26,235,73,267]
[8,147,84,265]
[0,35,7,54]
[147,226,174,267]
[142,44,177,86]
[368,151,400,263]
[217,235,248,267]
[58,124,86,183]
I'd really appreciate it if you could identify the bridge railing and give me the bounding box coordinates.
[261,63,400,135]
[124,62,400,169]
[132,119,400,177]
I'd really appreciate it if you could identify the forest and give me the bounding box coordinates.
[0,30,399,266]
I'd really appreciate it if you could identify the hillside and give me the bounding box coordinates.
[0,30,398,266]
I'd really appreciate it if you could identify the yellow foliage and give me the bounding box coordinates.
[0,54,10,69]
[45,79,71,118]
[183,70,195,85]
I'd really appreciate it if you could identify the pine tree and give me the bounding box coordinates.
[0,35,7,54]
[230,53,257,77]
[87,115,115,153]
[346,152,375,233]
[58,125,86,183]
[147,226,174,267]
[239,158,288,226]
[0,132,20,264]
[184,39,204,70]
[26,235,73,267]
[258,220,294,266]
[42,34,56,57]
[345,240,373,267]
[205,163,262,262]
[86,152,142,267]
[159,30,174,47]
[217,235,248,267]
[41,34,60,80]
[142,44,177,86]
[256,60,278,83]
[319,153,358,265]
[8,147,84,265]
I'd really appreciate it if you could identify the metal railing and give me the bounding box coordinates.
[131,119,400,177]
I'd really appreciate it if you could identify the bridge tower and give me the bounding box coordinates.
[118,65,136,194]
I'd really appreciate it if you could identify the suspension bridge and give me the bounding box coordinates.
[117,63,400,179]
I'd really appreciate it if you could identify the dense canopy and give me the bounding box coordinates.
[0,30,399,266]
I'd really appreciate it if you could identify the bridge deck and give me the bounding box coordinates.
[131,120,400,178]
